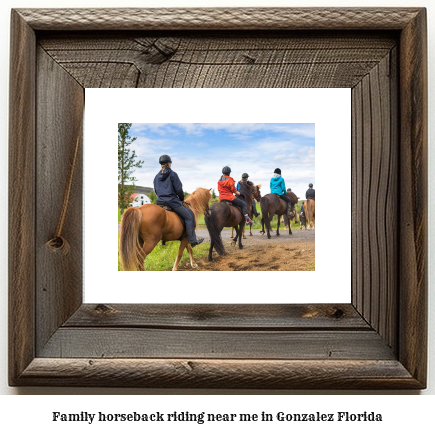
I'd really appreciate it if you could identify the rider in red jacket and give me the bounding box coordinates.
[218,166,254,225]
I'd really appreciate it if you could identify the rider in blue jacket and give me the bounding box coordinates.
[270,168,293,217]
[237,172,260,217]
[153,154,204,247]
[306,183,315,201]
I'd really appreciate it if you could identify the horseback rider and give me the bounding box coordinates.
[287,187,299,223]
[306,183,315,201]
[153,155,204,247]
[218,166,254,225]
[237,172,260,218]
[270,168,293,217]
[299,203,307,229]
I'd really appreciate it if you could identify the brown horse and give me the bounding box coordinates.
[119,187,214,271]
[304,199,315,229]
[205,180,254,261]
[260,191,297,238]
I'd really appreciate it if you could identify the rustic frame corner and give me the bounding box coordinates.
[9,7,427,389]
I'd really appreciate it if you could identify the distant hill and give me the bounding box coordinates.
[126,185,154,195]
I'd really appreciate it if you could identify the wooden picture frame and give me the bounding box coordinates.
[9,8,427,389]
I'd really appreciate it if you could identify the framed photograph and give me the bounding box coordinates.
[85,88,350,303]
[9,8,427,388]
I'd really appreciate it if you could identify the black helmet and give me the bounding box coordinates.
[222,166,231,174]
[287,188,292,191]
[274,168,281,175]
[309,183,313,187]
[241,173,249,178]
[159,154,172,164]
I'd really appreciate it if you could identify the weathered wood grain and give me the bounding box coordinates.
[16,8,422,31]
[351,80,362,313]
[38,33,396,88]
[65,304,369,329]
[39,328,395,360]
[18,358,420,389]
[398,8,428,386]
[351,51,399,352]
[8,10,36,387]
[35,47,84,353]
[386,47,399,350]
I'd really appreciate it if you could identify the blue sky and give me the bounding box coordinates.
[128,123,315,200]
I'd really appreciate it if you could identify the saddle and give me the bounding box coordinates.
[156,202,188,240]
[221,199,244,216]
[157,202,175,213]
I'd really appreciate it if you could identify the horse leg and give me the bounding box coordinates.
[262,215,271,238]
[186,243,198,269]
[276,216,280,236]
[230,227,234,238]
[265,211,273,239]
[208,239,214,261]
[136,238,145,271]
[231,229,239,247]
[238,223,244,249]
[138,236,160,271]
[289,218,293,235]
[242,227,246,239]
[173,238,189,271]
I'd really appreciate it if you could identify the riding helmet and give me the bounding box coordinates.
[309,183,313,187]
[274,168,281,174]
[287,188,292,191]
[241,173,249,178]
[159,154,172,164]
[222,166,231,174]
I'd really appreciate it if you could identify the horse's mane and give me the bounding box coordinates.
[184,187,212,228]
[238,181,254,205]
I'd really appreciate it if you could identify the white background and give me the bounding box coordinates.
[0,0,434,424]
[85,88,351,303]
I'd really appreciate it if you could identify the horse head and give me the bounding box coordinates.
[252,184,262,201]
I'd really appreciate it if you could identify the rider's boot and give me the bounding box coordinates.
[190,238,204,248]
[245,215,254,225]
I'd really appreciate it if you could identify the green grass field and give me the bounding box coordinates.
[118,234,210,271]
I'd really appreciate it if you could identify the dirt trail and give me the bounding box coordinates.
[178,228,315,271]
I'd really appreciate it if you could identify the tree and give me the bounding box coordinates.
[148,190,157,204]
[118,123,143,215]
[211,188,217,199]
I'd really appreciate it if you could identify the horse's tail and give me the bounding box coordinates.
[260,197,272,231]
[119,207,143,271]
[204,208,225,256]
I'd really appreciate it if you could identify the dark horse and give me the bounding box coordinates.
[260,190,298,238]
[205,180,254,261]
[230,182,261,238]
